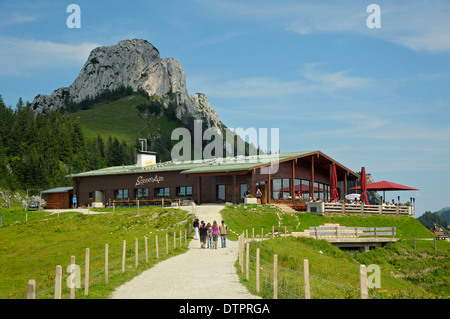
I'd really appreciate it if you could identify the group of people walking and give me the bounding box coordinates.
[193,217,228,249]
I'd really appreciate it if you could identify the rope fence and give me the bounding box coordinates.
[237,230,380,299]
[26,225,192,299]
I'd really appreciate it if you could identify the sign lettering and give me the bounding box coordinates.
[135,175,164,187]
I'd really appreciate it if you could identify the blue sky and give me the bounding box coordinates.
[1,0,449,216]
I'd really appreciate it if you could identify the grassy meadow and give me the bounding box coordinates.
[0,206,193,299]
[221,204,449,299]
[1,203,448,299]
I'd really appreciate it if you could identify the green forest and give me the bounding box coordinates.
[0,95,135,192]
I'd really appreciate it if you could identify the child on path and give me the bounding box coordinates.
[206,222,212,249]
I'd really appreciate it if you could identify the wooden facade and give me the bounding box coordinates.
[41,187,73,209]
[71,151,359,208]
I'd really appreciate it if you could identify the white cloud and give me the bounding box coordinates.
[299,63,371,90]
[0,37,100,76]
[199,0,450,54]
[0,12,39,26]
[190,63,371,99]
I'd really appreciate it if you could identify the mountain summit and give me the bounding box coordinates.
[31,39,222,129]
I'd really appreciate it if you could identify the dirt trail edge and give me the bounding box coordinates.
[110,204,260,299]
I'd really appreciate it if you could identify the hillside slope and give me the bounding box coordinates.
[68,93,187,162]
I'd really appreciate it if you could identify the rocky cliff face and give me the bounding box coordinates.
[31,39,222,130]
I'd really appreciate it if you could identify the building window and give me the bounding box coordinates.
[155,187,170,197]
[324,184,330,201]
[272,178,290,200]
[88,192,94,199]
[116,189,128,200]
[176,186,192,197]
[217,185,225,201]
[314,182,319,200]
[301,180,310,200]
[135,188,149,199]
[294,179,301,198]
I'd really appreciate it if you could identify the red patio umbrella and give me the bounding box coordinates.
[360,167,369,204]
[350,180,419,203]
[330,163,339,201]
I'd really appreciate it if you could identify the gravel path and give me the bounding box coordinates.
[110,204,260,299]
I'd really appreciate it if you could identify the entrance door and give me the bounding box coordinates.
[95,190,104,203]
[225,185,234,203]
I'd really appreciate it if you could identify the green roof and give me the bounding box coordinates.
[41,187,73,194]
[67,151,314,178]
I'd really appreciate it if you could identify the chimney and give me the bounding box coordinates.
[136,151,157,167]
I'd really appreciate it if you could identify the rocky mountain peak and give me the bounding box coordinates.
[31,39,222,129]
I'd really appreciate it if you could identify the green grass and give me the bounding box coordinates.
[223,204,449,299]
[220,204,300,241]
[0,206,193,299]
[1,204,448,299]
[221,204,434,240]
[67,94,183,148]
[68,95,148,144]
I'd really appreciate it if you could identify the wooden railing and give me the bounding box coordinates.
[308,226,396,239]
[323,202,414,216]
[109,198,181,207]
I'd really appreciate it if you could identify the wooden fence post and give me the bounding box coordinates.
[261,228,264,241]
[272,225,274,239]
[174,231,176,250]
[156,235,159,259]
[256,248,260,293]
[304,259,310,299]
[70,255,75,299]
[55,265,62,299]
[246,243,250,281]
[122,240,126,272]
[273,254,278,299]
[360,264,368,299]
[166,233,169,254]
[241,235,244,273]
[239,235,243,271]
[84,248,90,296]
[180,230,182,247]
[26,279,35,299]
[135,238,138,268]
[145,236,148,263]
[105,244,109,284]
[252,228,255,241]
